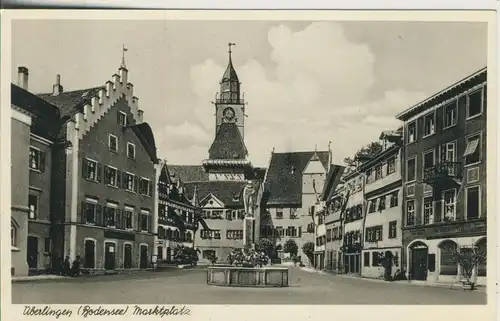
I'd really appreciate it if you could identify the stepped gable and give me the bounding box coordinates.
[167,165,209,183]
[208,122,248,160]
[11,84,61,140]
[183,180,247,208]
[265,151,330,206]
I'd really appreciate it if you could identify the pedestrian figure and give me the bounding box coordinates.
[63,256,71,276]
[70,255,81,277]
[53,255,62,275]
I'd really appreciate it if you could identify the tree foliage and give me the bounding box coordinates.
[227,245,269,267]
[172,245,199,266]
[283,239,299,257]
[343,141,384,170]
[255,238,274,257]
[302,242,315,265]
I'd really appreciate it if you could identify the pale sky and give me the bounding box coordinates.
[11,20,487,167]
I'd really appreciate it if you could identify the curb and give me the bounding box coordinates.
[299,268,486,293]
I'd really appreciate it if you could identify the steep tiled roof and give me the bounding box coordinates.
[128,123,158,164]
[222,57,239,82]
[11,84,61,140]
[208,123,247,160]
[38,86,104,119]
[320,165,346,202]
[265,151,330,206]
[183,181,247,208]
[168,165,209,183]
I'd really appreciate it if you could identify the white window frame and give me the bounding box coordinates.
[118,111,127,127]
[406,156,417,183]
[139,177,151,196]
[108,134,118,152]
[440,141,457,163]
[465,185,481,220]
[127,142,136,159]
[422,196,434,225]
[423,111,436,138]
[29,146,42,171]
[422,148,436,179]
[375,164,383,180]
[466,87,484,120]
[105,202,118,228]
[125,172,136,192]
[406,200,415,226]
[464,131,482,167]
[442,188,457,221]
[407,121,417,144]
[443,100,458,129]
[106,165,118,187]
[124,206,135,230]
[84,198,98,225]
[11,221,18,248]
[85,158,99,181]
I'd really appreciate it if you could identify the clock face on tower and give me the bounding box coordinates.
[222,107,235,122]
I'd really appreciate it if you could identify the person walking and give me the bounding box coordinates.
[63,256,71,276]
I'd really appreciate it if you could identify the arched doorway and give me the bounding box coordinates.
[84,239,96,269]
[409,241,428,280]
[124,244,132,269]
[166,247,172,262]
[475,237,486,276]
[104,242,116,270]
[438,240,458,276]
[140,245,148,269]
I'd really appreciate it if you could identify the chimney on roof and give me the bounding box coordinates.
[17,66,29,90]
[52,74,64,96]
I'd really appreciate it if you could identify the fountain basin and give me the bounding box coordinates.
[206,266,289,287]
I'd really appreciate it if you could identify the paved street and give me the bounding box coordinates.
[12,267,486,305]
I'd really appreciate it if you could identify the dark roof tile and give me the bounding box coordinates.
[183,181,247,208]
[265,151,330,206]
[208,123,247,160]
[38,86,104,119]
[167,165,209,183]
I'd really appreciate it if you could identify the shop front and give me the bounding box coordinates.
[403,219,486,285]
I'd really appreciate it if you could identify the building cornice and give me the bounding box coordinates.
[30,133,54,146]
[11,105,33,126]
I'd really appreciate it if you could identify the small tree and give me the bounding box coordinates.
[451,246,486,289]
[207,252,218,265]
[302,242,315,266]
[255,238,274,258]
[283,239,298,257]
[173,245,199,266]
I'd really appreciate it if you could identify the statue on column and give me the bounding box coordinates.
[243,180,259,218]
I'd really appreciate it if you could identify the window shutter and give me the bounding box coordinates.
[96,163,102,182]
[117,170,122,188]
[116,209,122,229]
[298,226,302,237]
[148,215,152,233]
[137,213,142,232]
[40,151,46,172]
[96,204,103,226]
[103,166,109,184]
[134,177,138,193]
[148,181,153,197]
[81,202,87,223]
[82,159,88,179]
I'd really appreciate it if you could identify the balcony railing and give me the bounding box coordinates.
[423,162,463,184]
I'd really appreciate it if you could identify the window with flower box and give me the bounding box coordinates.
[104,166,119,187]
[81,199,99,225]
[104,204,118,228]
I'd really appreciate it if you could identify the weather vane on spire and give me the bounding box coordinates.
[121,44,128,69]
[228,42,236,56]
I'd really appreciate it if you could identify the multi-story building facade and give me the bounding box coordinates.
[14,57,160,272]
[341,170,365,275]
[262,150,331,262]
[321,166,347,272]
[396,67,487,285]
[358,131,403,279]
[156,161,197,262]
[11,67,62,275]
[166,47,264,264]
[314,165,345,270]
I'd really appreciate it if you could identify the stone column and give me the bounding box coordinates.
[243,216,254,248]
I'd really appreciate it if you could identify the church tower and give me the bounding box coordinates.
[215,43,245,139]
[202,43,252,181]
